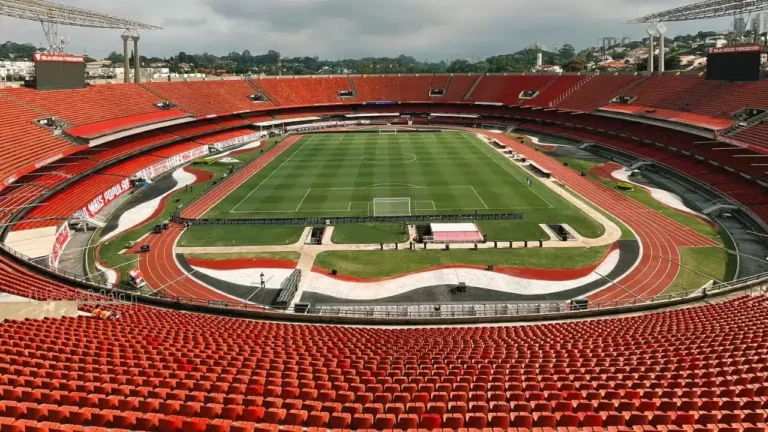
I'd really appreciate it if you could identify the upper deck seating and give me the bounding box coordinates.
[144,80,270,117]
[440,75,478,102]
[0,95,78,188]
[557,75,643,112]
[468,75,556,105]
[2,84,162,126]
[254,77,354,106]
[353,76,433,102]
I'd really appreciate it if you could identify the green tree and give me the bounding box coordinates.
[566,57,585,72]
[558,44,576,61]
[105,51,124,63]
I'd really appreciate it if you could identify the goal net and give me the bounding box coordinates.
[379,128,398,135]
[373,198,411,217]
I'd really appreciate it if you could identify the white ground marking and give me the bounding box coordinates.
[100,168,197,243]
[230,135,315,213]
[463,133,555,208]
[305,249,621,299]
[611,167,709,219]
[295,189,311,212]
[470,186,489,209]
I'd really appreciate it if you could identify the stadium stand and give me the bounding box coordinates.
[86,131,177,163]
[254,77,354,106]
[27,159,102,189]
[13,173,125,229]
[192,128,256,145]
[1,85,163,127]
[144,80,270,117]
[353,76,434,102]
[556,75,643,112]
[610,75,768,120]
[732,123,768,150]
[0,184,49,224]
[620,75,709,111]
[523,75,586,108]
[0,96,79,187]
[165,120,224,138]
[245,114,274,124]
[149,141,205,158]
[1,76,768,432]
[439,75,478,102]
[467,75,555,105]
[215,117,250,128]
[99,155,166,177]
[0,290,766,431]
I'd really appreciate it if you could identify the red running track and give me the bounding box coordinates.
[484,131,720,303]
[137,225,236,302]
[181,135,303,219]
[145,127,719,305]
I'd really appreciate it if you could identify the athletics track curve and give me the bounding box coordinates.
[142,128,720,305]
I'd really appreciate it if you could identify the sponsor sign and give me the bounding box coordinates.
[212,132,266,151]
[134,146,209,181]
[74,178,132,220]
[33,53,86,63]
[49,223,71,269]
[72,146,210,220]
[708,44,763,54]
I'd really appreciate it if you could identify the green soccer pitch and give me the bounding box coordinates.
[203,131,600,233]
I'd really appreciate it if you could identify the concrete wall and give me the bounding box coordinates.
[0,301,80,321]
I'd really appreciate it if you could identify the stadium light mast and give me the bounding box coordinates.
[626,0,768,23]
[0,0,161,54]
[646,25,656,74]
[657,22,667,75]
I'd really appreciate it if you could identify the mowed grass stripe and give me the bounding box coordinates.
[206,132,605,238]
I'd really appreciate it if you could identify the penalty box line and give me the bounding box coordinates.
[462,134,556,209]
[230,135,316,213]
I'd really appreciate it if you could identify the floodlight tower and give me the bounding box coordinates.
[121,31,131,83]
[656,22,667,75]
[132,33,141,84]
[646,24,656,74]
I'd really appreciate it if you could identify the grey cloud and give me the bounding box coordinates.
[162,17,208,28]
[0,0,734,60]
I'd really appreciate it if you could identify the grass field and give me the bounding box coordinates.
[178,225,305,247]
[184,252,301,261]
[314,246,610,279]
[204,132,604,239]
[664,247,730,295]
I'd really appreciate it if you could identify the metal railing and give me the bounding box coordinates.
[3,240,767,323]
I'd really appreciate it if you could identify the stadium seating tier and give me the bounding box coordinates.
[1,85,163,127]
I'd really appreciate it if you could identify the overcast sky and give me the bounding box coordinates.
[0,0,733,60]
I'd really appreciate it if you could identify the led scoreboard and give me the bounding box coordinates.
[32,53,86,90]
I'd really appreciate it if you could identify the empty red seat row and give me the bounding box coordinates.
[144,81,272,117]
[1,85,163,127]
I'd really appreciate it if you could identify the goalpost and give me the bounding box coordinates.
[378,128,398,135]
[373,197,411,217]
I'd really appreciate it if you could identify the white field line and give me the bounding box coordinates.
[229,205,550,214]
[230,135,315,212]
[462,133,555,209]
[295,189,311,212]
[470,186,489,209]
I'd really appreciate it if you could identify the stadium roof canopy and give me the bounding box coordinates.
[626,0,768,23]
[0,0,161,29]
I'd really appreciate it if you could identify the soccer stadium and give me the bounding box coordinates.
[1,0,768,430]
